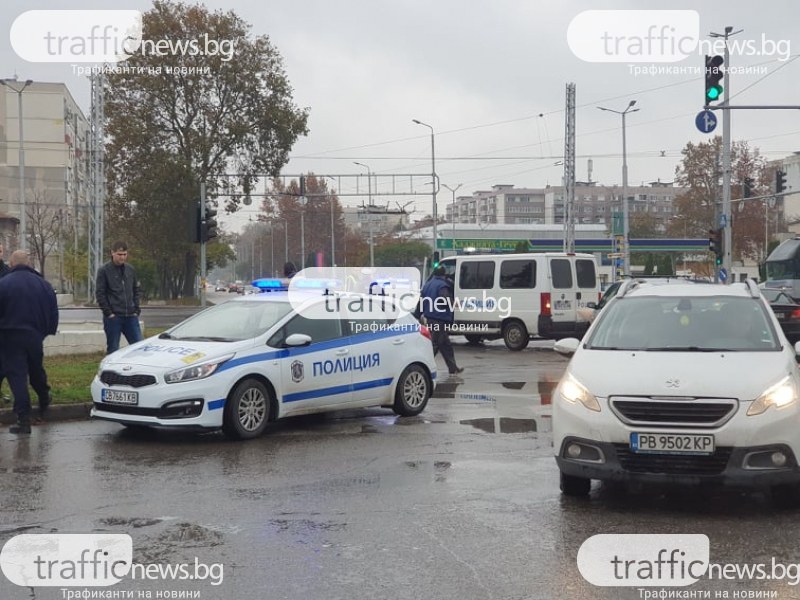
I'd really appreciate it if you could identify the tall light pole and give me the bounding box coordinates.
[443,183,462,256]
[326,176,338,267]
[598,100,638,276]
[1,78,33,250]
[412,119,437,258]
[354,161,374,267]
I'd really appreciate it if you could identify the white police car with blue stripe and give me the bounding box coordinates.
[91,278,437,439]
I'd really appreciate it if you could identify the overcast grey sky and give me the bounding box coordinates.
[2,1,799,232]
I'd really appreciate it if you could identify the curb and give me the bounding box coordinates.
[0,402,92,425]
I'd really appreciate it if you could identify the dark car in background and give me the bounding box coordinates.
[762,287,800,343]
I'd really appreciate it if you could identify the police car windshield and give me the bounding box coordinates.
[167,300,293,342]
[585,296,779,352]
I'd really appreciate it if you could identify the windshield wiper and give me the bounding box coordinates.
[158,332,174,339]
[645,346,730,352]
[177,336,235,342]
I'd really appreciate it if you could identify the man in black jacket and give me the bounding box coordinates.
[0,250,59,434]
[0,242,10,403]
[96,241,142,355]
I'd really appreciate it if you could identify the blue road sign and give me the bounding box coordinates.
[695,110,717,134]
[718,267,728,282]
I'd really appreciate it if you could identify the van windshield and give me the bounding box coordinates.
[585,296,780,352]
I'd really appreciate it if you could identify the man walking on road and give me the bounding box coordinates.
[96,241,143,355]
[0,250,59,434]
[420,265,463,376]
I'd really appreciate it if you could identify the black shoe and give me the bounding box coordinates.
[38,394,52,420]
[9,421,31,434]
[449,367,464,375]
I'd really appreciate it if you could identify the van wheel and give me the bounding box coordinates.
[465,334,484,345]
[560,472,591,497]
[393,365,431,417]
[503,321,529,351]
[222,378,271,440]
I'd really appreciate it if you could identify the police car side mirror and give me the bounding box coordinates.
[285,333,312,347]
[586,302,597,309]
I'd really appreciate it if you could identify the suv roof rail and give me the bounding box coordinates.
[745,278,761,298]
[616,278,639,299]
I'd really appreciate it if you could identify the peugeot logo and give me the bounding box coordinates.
[122,366,133,372]
[665,378,680,388]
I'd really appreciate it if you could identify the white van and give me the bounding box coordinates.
[437,253,600,350]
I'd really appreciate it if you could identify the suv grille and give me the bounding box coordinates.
[614,445,733,476]
[611,398,737,428]
[100,371,157,388]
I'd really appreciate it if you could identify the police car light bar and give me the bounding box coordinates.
[252,278,289,291]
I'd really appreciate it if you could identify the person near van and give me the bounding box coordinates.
[420,266,463,375]
[0,242,11,403]
[96,241,142,355]
[0,250,59,434]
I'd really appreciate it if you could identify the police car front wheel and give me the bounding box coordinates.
[222,379,272,440]
[393,365,431,417]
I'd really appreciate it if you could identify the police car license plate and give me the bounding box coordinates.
[630,432,714,455]
[101,389,139,405]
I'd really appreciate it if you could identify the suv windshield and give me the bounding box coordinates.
[586,296,780,352]
[164,300,293,342]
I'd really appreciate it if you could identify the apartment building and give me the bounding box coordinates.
[0,80,89,255]
[445,181,686,233]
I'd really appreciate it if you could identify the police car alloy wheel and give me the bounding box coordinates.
[222,378,272,440]
[503,320,529,351]
[393,365,431,417]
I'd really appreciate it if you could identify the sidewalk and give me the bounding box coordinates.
[0,402,92,425]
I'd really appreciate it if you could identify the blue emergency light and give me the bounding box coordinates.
[252,278,289,291]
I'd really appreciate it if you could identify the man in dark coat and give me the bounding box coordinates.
[95,241,142,355]
[420,265,463,375]
[0,250,59,434]
[0,242,10,403]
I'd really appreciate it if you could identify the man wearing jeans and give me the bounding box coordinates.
[96,241,143,355]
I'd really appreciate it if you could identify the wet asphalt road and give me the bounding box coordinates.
[3,341,800,599]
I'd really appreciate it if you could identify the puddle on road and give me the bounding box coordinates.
[459,417,537,434]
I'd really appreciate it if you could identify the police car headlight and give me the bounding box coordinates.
[164,354,234,384]
[558,373,601,412]
[748,376,799,416]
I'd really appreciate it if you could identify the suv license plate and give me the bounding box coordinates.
[101,389,139,405]
[630,432,714,455]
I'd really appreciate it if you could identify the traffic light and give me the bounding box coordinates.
[743,177,754,199]
[708,228,723,265]
[433,251,440,268]
[704,55,724,104]
[776,170,788,194]
[201,200,218,242]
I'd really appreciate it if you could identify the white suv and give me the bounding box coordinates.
[553,279,800,505]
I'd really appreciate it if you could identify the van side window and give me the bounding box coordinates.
[500,260,536,289]
[460,261,495,289]
[575,259,597,288]
[551,259,573,289]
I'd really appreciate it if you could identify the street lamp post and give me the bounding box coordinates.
[412,119,437,258]
[1,78,33,250]
[443,183,462,256]
[353,162,374,267]
[326,176,338,267]
[598,100,638,276]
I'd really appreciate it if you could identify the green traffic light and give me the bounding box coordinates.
[715,256,722,266]
[706,86,722,101]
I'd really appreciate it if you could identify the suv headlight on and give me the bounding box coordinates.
[747,375,799,416]
[164,354,234,384]
[558,373,601,412]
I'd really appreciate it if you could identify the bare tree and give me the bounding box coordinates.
[27,190,61,277]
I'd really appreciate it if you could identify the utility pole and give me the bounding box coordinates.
[443,183,462,257]
[563,83,576,254]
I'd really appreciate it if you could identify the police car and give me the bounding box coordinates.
[90,279,437,440]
